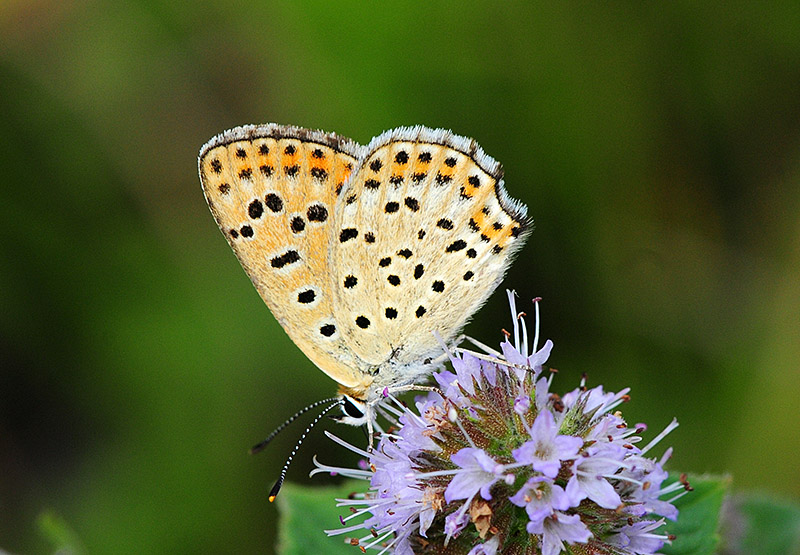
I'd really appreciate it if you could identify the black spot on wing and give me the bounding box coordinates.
[310,167,328,181]
[265,193,283,212]
[435,172,452,185]
[297,290,316,304]
[340,228,358,242]
[356,316,370,329]
[405,197,420,211]
[446,240,467,253]
[290,216,305,233]
[307,204,328,222]
[248,200,264,219]
[270,249,300,268]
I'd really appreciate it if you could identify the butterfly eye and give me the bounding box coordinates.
[342,395,366,419]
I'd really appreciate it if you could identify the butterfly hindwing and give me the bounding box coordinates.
[329,126,530,369]
[199,124,370,388]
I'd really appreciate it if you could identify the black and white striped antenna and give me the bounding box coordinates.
[249,397,344,502]
[249,397,341,455]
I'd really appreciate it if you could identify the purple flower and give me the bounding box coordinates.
[314,291,684,554]
[565,444,625,509]
[608,519,671,553]
[512,410,583,478]
[528,512,592,555]
[446,448,504,502]
[513,394,531,415]
[509,477,570,526]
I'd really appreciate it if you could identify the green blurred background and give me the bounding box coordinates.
[1,2,799,553]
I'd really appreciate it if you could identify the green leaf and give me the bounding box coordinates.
[723,492,800,555]
[661,473,730,555]
[277,481,366,555]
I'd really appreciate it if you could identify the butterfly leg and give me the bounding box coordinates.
[386,384,443,397]
[461,334,503,357]
[452,347,533,372]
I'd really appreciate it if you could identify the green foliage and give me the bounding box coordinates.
[723,493,800,555]
[277,481,362,555]
[662,474,730,555]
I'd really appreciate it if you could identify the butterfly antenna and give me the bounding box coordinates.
[267,398,344,502]
[250,397,341,455]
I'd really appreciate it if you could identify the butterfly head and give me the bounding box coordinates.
[330,391,369,426]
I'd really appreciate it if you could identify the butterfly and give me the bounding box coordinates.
[198,124,529,427]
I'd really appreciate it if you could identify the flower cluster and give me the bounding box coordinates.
[313,293,688,554]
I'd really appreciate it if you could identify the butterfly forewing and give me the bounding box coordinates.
[199,124,369,388]
[330,127,530,369]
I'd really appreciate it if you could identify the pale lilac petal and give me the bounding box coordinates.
[501,339,528,366]
[445,448,501,502]
[419,507,435,537]
[534,376,551,410]
[578,474,621,509]
[529,339,553,370]
[553,434,583,459]
[514,394,531,415]
[607,519,668,553]
[529,512,592,555]
[444,510,469,539]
